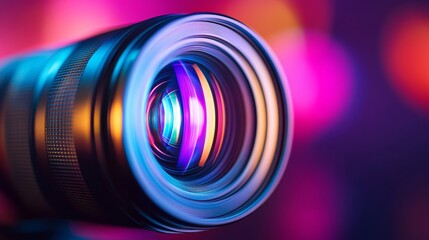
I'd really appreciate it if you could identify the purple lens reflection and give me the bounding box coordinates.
[146,60,225,177]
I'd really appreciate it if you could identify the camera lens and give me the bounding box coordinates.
[147,60,225,178]
[0,13,292,232]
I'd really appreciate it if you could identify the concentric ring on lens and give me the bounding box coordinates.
[122,14,292,231]
[146,60,226,179]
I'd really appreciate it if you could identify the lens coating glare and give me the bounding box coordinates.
[147,60,225,178]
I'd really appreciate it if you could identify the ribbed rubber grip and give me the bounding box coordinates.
[45,35,111,217]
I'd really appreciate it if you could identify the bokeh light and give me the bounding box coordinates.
[0,1,46,58]
[270,30,354,141]
[288,0,334,31]
[275,159,345,240]
[43,0,232,46]
[383,8,429,115]
[43,0,116,45]
[224,0,300,39]
[0,192,16,226]
[395,186,429,240]
[106,0,230,24]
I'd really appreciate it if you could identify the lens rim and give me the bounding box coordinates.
[117,13,293,231]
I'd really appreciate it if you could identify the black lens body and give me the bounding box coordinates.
[0,14,292,232]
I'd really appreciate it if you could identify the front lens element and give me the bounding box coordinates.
[123,14,292,231]
[147,60,224,178]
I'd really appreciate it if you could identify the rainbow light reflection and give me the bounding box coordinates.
[146,60,224,175]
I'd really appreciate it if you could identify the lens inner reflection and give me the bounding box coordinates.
[147,60,225,178]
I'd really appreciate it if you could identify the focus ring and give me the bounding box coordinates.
[45,35,111,217]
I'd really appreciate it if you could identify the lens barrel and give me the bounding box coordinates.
[0,13,292,232]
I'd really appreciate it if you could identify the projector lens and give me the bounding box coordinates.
[0,13,293,232]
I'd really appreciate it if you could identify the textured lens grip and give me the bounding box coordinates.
[45,35,111,217]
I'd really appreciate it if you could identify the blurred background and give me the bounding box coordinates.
[1,0,429,239]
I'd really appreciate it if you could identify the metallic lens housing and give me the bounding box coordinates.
[0,13,292,232]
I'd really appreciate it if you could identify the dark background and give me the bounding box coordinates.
[1,0,429,239]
